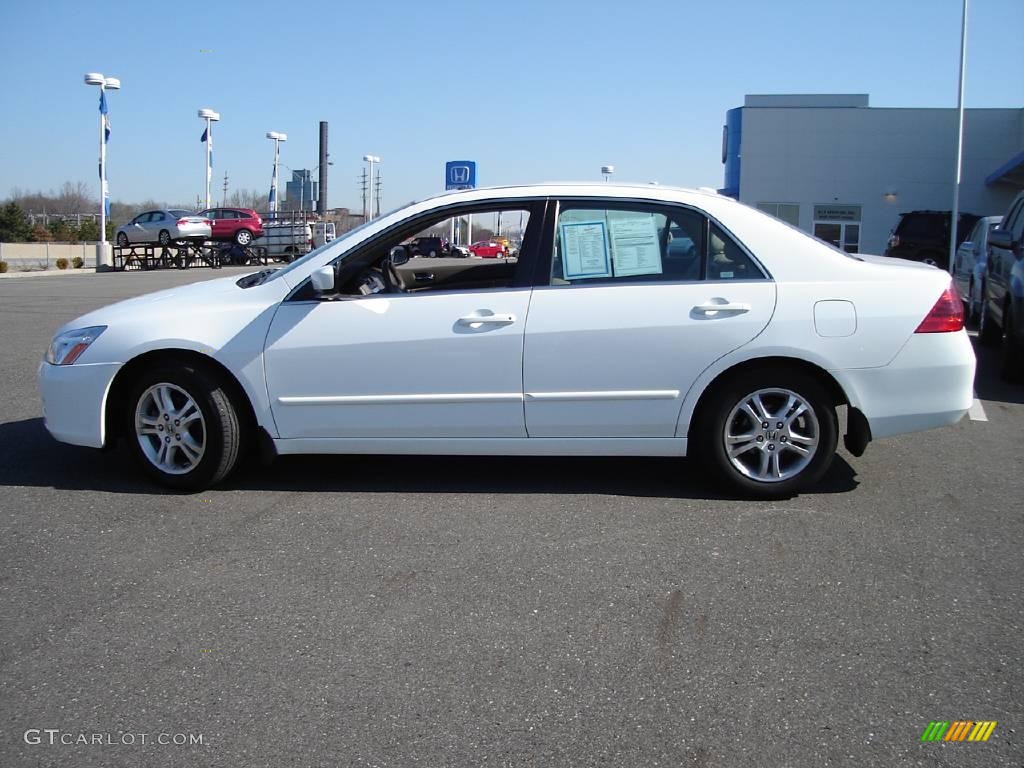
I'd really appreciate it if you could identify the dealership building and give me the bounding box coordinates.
[720,94,1024,255]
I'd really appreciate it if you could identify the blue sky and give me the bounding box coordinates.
[1,0,1022,212]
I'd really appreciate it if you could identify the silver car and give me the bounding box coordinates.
[115,209,212,247]
[952,214,1002,321]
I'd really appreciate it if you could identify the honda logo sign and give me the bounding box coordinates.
[445,161,477,190]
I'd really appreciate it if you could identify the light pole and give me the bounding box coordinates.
[948,0,968,275]
[363,155,380,219]
[266,131,287,218]
[197,108,220,209]
[601,164,615,182]
[84,72,119,270]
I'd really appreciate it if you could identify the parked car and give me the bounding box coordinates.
[884,210,980,270]
[468,240,505,258]
[979,191,1024,381]
[952,215,1001,321]
[115,210,212,246]
[197,208,264,246]
[39,183,974,497]
[408,236,447,258]
[449,245,472,258]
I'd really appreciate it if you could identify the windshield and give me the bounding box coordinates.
[265,200,421,283]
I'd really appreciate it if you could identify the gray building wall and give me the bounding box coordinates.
[733,100,1023,255]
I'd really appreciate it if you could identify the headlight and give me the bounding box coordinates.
[45,326,107,365]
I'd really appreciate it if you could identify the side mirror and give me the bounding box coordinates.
[389,245,410,266]
[988,228,1015,251]
[310,266,335,293]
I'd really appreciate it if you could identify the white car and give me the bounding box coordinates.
[39,184,975,497]
[115,209,212,247]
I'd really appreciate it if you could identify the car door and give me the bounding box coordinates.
[263,200,545,440]
[129,212,153,242]
[522,199,776,438]
[953,219,983,299]
[200,209,221,239]
[989,200,1024,327]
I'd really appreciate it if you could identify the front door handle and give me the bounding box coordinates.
[692,301,751,316]
[456,312,516,327]
[414,272,434,282]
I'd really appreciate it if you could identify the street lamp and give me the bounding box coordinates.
[266,131,287,218]
[197,108,220,209]
[84,72,119,270]
[601,164,615,183]
[363,155,380,219]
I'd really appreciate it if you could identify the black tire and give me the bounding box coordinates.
[126,363,242,490]
[999,305,1024,383]
[235,229,253,246]
[978,298,1001,347]
[158,230,172,246]
[116,232,129,247]
[695,367,839,499]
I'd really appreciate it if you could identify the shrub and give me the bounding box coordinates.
[55,258,69,270]
[0,261,8,273]
[72,256,84,269]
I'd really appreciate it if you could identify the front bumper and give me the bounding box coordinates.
[38,361,121,448]
[832,331,976,440]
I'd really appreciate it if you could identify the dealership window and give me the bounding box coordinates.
[756,202,800,227]
[813,204,862,254]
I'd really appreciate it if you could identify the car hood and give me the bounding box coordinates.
[58,273,262,334]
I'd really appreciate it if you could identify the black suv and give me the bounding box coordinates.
[884,210,980,270]
[408,237,447,258]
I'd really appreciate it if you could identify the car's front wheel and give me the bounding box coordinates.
[128,363,242,490]
[697,368,838,499]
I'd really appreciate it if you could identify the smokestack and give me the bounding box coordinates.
[318,121,328,215]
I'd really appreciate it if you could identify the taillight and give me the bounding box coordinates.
[177,218,189,226]
[204,219,212,226]
[915,283,964,333]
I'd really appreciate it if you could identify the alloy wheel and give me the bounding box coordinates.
[723,388,820,482]
[134,383,207,475]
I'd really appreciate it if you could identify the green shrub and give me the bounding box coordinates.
[0,261,8,274]
[72,256,84,269]
[55,258,69,270]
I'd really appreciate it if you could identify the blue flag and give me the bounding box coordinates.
[99,90,108,115]
[103,114,110,144]
[201,126,208,143]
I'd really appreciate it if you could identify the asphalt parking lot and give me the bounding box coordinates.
[0,269,1021,767]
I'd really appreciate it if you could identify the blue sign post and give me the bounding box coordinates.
[445,161,477,190]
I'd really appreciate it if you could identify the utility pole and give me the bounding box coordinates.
[374,171,382,219]
[360,169,369,221]
[222,171,229,207]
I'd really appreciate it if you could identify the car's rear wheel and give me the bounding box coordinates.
[127,364,242,490]
[235,229,253,246]
[116,232,129,247]
[696,368,838,499]
[158,230,171,246]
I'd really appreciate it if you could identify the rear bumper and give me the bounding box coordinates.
[832,331,975,440]
[38,361,121,448]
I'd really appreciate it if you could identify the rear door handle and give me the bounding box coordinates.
[414,272,434,282]
[693,302,751,316]
[457,313,516,327]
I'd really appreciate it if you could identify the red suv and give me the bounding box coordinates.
[197,208,264,245]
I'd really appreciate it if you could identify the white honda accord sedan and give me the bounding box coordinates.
[39,184,975,497]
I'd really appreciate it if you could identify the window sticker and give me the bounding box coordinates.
[608,214,663,277]
[560,220,612,279]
